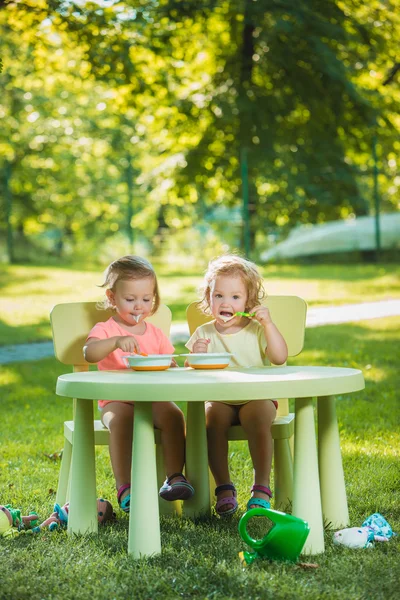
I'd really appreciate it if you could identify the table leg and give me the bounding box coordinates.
[184,402,211,517]
[68,399,97,534]
[317,395,349,529]
[128,402,161,557]
[293,397,325,554]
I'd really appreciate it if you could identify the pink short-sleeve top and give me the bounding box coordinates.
[86,317,175,408]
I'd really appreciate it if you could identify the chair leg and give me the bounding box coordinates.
[56,437,72,505]
[184,403,211,517]
[208,469,216,508]
[273,437,293,510]
[289,432,294,459]
[156,442,182,516]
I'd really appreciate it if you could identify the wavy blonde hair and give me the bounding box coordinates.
[98,255,160,315]
[198,254,266,315]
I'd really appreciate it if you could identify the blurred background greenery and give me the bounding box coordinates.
[1,7,399,596]
[0,0,399,266]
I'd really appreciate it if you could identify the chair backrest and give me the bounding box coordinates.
[50,302,172,367]
[186,296,307,357]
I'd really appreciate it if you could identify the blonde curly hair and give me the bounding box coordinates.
[98,255,160,315]
[198,254,266,315]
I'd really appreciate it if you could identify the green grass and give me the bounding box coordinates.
[1,318,399,600]
[0,262,399,345]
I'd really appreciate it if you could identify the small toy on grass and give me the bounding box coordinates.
[0,514,33,538]
[32,498,115,533]
[238,507,310,565]
[0,504,39,537]
[333,513,395,549]
[0,508,14,537]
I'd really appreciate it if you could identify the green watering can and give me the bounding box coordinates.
[238,507,310,565]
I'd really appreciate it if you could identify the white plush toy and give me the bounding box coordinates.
[333,527,388,548]
[333,513,394,549]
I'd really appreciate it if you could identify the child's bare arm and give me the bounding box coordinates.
[83,336,141,363]
[263,322,288,365]
[251,306,288,365]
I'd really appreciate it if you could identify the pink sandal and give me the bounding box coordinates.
[215,483,238,516]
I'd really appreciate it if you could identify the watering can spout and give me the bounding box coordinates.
[238,507,310,564]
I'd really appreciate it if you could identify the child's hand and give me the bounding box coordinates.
[115,335,141,354]
[192,338,210,353]
[251,305,273,326]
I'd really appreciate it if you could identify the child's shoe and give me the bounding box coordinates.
[246,484,272,511]
[215,483,238,516]
[117,484,131,513]
[159,473,194,501]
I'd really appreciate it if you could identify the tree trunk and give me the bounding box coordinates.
[238,3,257,254]
[4,161,15,264]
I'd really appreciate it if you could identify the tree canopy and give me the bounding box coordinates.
[1,0,399,260]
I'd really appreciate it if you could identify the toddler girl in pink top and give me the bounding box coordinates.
[84,255,194,512]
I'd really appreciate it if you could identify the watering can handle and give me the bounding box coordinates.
[238,507,279,549]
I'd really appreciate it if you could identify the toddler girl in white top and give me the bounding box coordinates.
[186,254,287,516]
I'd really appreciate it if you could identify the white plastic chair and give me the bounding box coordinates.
[50,301,180,515]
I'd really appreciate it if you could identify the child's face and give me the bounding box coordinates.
[209,275,248,327]
[106,277,155,326]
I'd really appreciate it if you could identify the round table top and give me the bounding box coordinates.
[56,366,365,402]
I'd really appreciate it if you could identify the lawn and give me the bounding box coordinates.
[1,316,399,600]
[0,262,399,345]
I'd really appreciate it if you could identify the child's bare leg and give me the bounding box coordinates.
[239,400,276,507]
[101,401,134,502]
[152,402,186,483]
[206,401,237,512]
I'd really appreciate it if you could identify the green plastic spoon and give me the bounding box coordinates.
[235,311,255,317]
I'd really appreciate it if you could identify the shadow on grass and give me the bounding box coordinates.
[0,317,53,346]
[1,321,399,600]
[259,263,397,282]
[0,266,53,292]
[292,321,399,438]
[2,260,397,282]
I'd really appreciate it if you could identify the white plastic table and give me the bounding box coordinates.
[56,365,364,557]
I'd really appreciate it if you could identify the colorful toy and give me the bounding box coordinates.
[32,498,115,533]
[0,508,13,537]
[238,507,310,565]
[0,504,39,535]
[333,513,395,549]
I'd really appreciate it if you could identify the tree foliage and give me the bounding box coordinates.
[0,0,399,260]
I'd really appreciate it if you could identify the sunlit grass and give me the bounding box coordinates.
[0,317,399,599]
[0,263,399,345]
[342,438,398,458]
